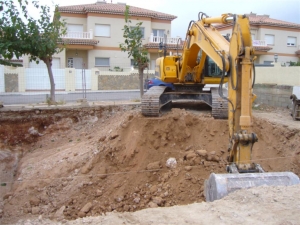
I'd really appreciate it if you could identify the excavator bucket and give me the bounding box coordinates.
[205,172,300,202]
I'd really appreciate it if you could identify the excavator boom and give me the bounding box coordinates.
[204,14,299,201]
[143,12,300,201]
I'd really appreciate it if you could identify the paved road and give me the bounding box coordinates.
[0,90,141,105]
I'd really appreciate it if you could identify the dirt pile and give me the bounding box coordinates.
[13,184,300,225]
[0,106,300,224]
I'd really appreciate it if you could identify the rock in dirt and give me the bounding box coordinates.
[80,202,93,213]
[99,167,107,179]
[146,161,161,170]
[31,207,40,215]
[195,149,207,157]
[184,166,193,171]
[29,196,40,206]
[166,158,177,169]
[152,197,164,206]
[185,151,197,160]
[98,136,106,142]
[54,205,65,221]
[147,202,158,208]
[3,192,13,200]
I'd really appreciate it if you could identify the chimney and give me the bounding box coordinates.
[96,0,106,4]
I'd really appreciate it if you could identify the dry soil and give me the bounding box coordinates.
[0,104,299,225]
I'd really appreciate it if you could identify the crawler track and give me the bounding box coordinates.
[141,86,167,117]
[211,88,228,119]
[141,86,228,119]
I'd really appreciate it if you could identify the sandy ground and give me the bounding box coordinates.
[0,104,299,225]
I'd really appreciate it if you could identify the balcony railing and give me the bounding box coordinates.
[62,29,93,39]
[149,34,181,44]
[253,40,267,46]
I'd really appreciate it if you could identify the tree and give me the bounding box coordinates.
[0,0,66,103]
[119,5,149,98]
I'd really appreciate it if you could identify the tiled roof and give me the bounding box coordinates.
[58,38,99,45]
[58,2,177,21]
[247,14,300,28]
[215,13,300,29]
[144,43,184,50]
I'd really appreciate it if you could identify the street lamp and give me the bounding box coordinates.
[274,54,278,63]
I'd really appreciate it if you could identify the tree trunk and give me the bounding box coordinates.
[43,57,55,103]
[138,66,144,98]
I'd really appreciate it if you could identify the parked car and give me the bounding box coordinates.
[144,77,175,90]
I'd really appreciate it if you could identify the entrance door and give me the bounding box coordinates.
[151,60,156,70]
[68,57,83,69]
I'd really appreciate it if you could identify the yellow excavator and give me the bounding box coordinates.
[142,13,300,201]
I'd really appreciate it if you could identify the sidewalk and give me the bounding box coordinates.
[0,99,141,111]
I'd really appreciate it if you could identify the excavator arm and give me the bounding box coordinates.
[203,14,300,201]
[226,14,258,173]
[144,12,299,200]
[160,13,232,85]
[178,13,231,83]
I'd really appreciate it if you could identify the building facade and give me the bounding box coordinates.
[216,13,300,65]
[48,0,181,71]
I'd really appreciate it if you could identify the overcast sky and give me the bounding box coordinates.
[27,0,300,38]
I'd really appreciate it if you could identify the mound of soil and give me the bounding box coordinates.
[0,105,299,224]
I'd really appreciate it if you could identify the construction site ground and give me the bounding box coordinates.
[0,102,299,225]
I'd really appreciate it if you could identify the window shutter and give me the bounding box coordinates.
[95,24,110,37]
[265,34,274,45]
[95,58,110,66]
[287,37,296,46]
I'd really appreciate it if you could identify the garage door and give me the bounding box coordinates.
[29,58,60,69]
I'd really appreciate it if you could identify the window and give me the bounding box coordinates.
[68,58,73,68]
[95,57,110,66]
[67,24,83,38]
[263,61,273,65]
[265,34,275,45]
[131,59,138,68]
[251,33,255,41]
[130,26,145,39]
[287,36,296,46]
[95,24,110,37]
[153,29,165,37]
[67,24,83,32]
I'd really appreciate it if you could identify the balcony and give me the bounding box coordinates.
[149,33,181,44]
[59,29,99,46]
[253,40,267,46]
[62,29,93,39]
[252,40,272,52]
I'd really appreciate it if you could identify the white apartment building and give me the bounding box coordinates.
[34,0,181,71]
[16,9,300,70]
[216,13,300,65]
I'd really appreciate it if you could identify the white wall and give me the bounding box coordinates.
[255,63,300,86]
[75,69,91,90]
[0,65,4,92]
[25,68,65,90]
